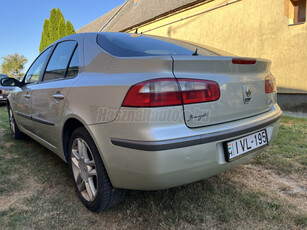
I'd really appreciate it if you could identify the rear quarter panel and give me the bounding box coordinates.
[64,33,175,125]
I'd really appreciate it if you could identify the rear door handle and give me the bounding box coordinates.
[53,94,65,100]
[24,93,31,99]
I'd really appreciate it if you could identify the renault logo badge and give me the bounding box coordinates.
[243,85,252,104]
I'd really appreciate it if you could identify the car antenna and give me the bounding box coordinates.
[135,28,138,34]
[192,48,198,56]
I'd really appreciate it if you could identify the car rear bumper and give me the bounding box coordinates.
[88,104,282,190]
[111,109,281,151]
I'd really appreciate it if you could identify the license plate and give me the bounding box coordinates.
[0,96,3,99]
[225,130,268,161]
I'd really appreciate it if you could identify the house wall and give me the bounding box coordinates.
[126,0,307,95]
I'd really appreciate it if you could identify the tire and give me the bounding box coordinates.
[8,106,25,140]
[68,127,125,212]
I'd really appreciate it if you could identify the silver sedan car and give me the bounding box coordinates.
[1,32,282,212]
[0,74,15,103]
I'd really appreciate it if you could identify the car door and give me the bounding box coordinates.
[13,47,53,132]
[30,41,79,149]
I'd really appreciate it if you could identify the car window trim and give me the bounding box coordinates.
[64,45,79,78]
[36,74,79,84]
[41,40,78,83]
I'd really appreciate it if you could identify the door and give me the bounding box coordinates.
[13,47,53,132]
[30,41,79,148]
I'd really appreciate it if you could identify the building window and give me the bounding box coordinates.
[290,0,306,24]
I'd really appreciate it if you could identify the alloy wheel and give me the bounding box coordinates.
[71,138,98,201]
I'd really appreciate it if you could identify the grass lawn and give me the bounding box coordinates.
[0,104,306,230]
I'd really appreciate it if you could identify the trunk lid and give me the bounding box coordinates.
[172,56,273,128]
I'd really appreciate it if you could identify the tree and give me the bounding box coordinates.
[39,19,50,53]
[1,53,28,77]
[65,20,76,36]
[39,8,76,52]
[58,17,66,39]
[48,8,60,44]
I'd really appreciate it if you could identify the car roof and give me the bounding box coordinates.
[41,32,131,53]
[42,32,232,57]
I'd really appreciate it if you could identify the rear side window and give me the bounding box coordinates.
[97,33,220,57]
[66,47,79,77]
[43,41,77,81]
[25,47,52,84]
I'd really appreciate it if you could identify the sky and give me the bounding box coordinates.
[0,0,126,72]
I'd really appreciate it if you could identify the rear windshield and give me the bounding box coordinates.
[97,33,219,57]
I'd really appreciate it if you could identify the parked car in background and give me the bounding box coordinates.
[13,76,24,81]
[1,32,282,212]
[0,74,15,103]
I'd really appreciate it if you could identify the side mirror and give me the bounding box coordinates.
[0,78,22,87]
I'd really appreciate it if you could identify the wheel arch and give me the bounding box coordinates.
[62,117,85,162]
[61,116,116,188]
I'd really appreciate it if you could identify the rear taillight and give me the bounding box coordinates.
[265,74,277,93]
[122,79,182,107]
[122,78,220,107]
[178,79,220,104]
[232,58,257,65]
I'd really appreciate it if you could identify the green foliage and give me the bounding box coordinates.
[48,8,59,44]
[254,116,307,175]
[58,18,66,39]
[0,53,28,77]
[39,19,50,53]
[65,20,76,36]
[39,8,76,52]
